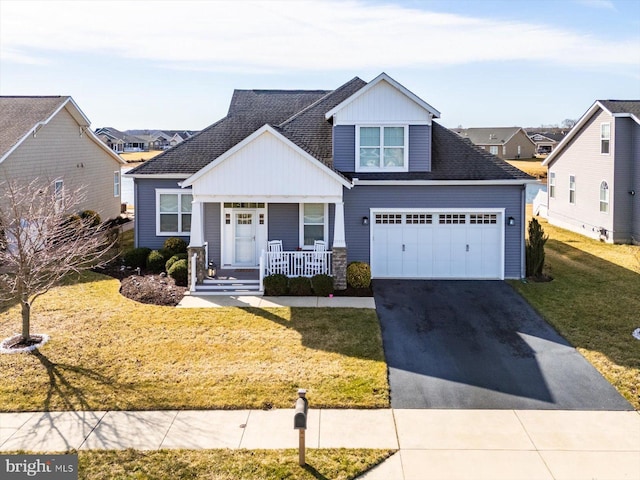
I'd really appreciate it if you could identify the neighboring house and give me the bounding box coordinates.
[529,132,566,155]
[127,73,533,293]
[542,100,639,244]
[168,131,197,148]
[453,127,536,159]
[0,96,124,221]
[95,127,148,152]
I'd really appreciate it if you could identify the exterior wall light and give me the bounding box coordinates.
[362,216,369,226]
[507,216,515,226]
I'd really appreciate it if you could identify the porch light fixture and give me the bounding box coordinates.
[362,216,369,226]
[507,216,515,226]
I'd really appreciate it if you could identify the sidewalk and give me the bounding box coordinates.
[1,409,638,479]
[177,295,376,308]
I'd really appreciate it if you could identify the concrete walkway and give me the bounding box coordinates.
[177,295,376,308]
[1,409,638,479]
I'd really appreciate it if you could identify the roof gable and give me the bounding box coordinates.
[324,73,440,123]
[454,127,532,146]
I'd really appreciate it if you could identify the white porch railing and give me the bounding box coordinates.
[260,250,333,282]
[190,253,197,292]
[533,190,548,218]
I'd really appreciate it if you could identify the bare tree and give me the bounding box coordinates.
[561,118,577,129]
[0,178,116,347]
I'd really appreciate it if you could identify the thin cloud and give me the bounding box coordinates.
[574,0,616,10]
[1,0,638,72]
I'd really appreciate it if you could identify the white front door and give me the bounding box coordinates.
[234,211,256,265]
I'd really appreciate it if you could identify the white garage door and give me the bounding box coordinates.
[371,211,504,279]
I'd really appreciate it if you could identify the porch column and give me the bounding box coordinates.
[187,200,205,286]
[332,202,347,290]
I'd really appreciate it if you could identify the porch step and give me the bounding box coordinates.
[194,278,261,296]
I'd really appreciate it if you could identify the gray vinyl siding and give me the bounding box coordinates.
[547,109,616,242]
[333,125,355,171]
[133,178,191,249]
[204,203,221,266]
[268,203,299,250]
[343,184,524,278]
[632,122,640,244]
[333,124,432,172]
[612,117,639,243]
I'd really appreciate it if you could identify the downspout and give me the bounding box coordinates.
[133,178,139,248]
[521,184,526,278]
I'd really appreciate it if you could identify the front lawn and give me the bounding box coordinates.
[0,273,388,411]
[511,214,640,408]
[506,158,547,179]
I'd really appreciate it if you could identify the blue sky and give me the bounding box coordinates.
[1,0,639,130]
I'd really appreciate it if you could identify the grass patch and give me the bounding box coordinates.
[0,273,388,411]
[510,213,640,408]
[506,158,547,179]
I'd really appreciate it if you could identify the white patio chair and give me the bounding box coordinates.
[305,240,327,276]
[267,240,288,275]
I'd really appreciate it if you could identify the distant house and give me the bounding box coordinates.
[0,96,124,221]
[453,127,536,160]
[528,132,567,155]
[542,100,639,244]
[95,127,148,152]
[168,131,197,148]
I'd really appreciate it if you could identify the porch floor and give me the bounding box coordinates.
[211,269,259,281]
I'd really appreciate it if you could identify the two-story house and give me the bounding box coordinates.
[127,73,533,293]
[542,100,639,244]
[453,127,536,160]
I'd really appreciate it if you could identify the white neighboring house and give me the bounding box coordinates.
[0,96,125,222]
[542,100,639,244]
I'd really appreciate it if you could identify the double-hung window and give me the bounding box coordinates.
[54,179,64,211]
[599,181,609,213]
[569,175,576,204]
[157,190,192,235]
[300,203,327,248]
[489,146,499,155]
[600,123,610,154]
[357,126,407,170]
[549,172,556,198]
[113,171,120,197]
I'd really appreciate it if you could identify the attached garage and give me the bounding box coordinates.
[370,209,504,279]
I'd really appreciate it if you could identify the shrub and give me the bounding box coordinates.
[263,274,289,296]
[347,261,371,289]
[163,237,187,256]
[526,218,548,277]
[311,274,334,297]
[289,276,312,296]
[165,253,188,272]
[146,250,166,273]
[79,210,101,227]
[168,259,188,286]
[123,247,151,269]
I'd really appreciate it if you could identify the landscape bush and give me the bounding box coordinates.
[168,259,188,286]
[288,276,313,296]
[346,261,371,289]
[123,247,151,269]
[311,274,334,296]
[163,237,188,256]
[263,274,288,296]
[146,250,166,273]
[526,218,548,277]
[165,253,188,272]
[79,210,101,227]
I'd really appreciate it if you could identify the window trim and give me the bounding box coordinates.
[355,125,409,172]
[113,171,120,197]
[54,178,64,211]
[600,123,610,155]
[489,145,499,155]
[299,203,328,250]
[155,189,193,236]
[549,172,556,199]
[569,175,576,204]
[599,180,609,213]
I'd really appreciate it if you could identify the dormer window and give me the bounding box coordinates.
[356,126,408,171]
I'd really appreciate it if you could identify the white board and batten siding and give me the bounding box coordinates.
[370,208,505,280]
[188,129,345,201]
[332,80,432,125]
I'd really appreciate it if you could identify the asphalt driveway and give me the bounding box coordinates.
[373,280,632,410]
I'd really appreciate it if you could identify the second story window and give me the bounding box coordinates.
[357,126,407,170]
[600,123,610,154]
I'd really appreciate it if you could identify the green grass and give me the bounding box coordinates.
[0,273,389,411]
[510,213,640,408]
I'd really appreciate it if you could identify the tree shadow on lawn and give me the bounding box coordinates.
[240,307,385,362]
[517,238,640,372]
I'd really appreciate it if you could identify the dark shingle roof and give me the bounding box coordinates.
[599,100,640,118]
[341,123,533,181]
[0,96,68,158]
[453,127,524,145]
[129,77,532,182]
